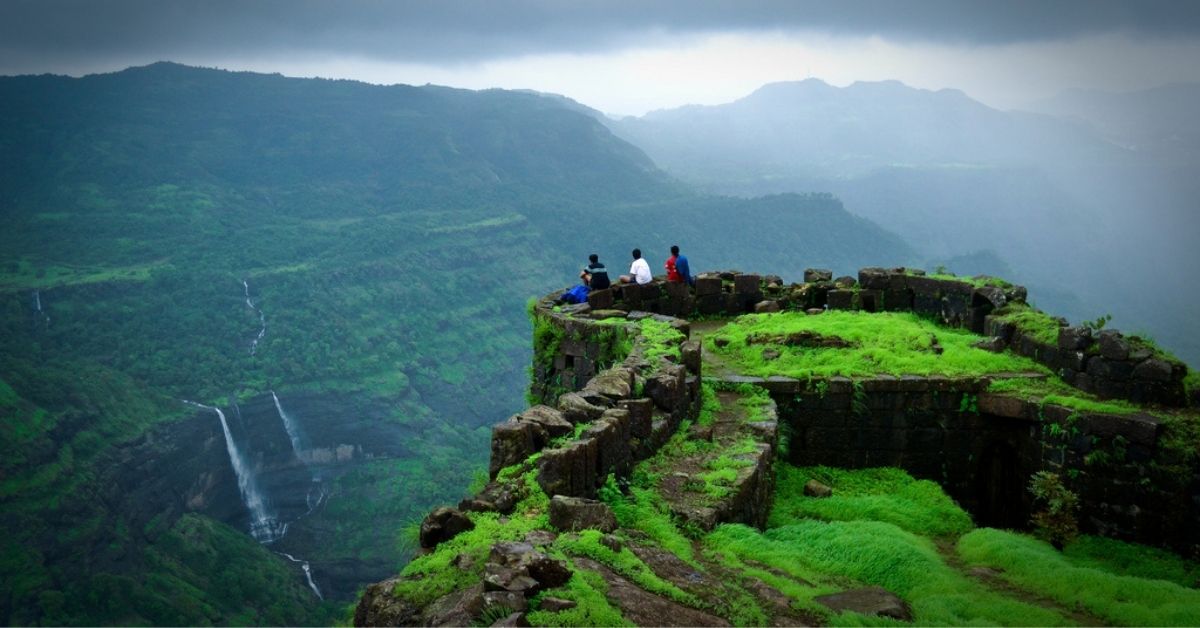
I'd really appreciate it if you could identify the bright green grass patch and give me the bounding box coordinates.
[394,472,549,606]
[638,318,685,363]
[1063,535,1200,589]
[600,482,698,566]
[707,311,1048,379]
[958,528,1200,626]
[695,382,721,427]
[769,466,974,537]
[991,303,1061,345]
[920,272,1013,289]
[985,378,1141,415]
[554,530,701,607]
[1185,370,1200,397]
[527,567,632,627]
[698,438,758,498]
[707,521,1065,626]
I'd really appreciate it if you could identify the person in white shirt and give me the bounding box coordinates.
[620,248,653,285]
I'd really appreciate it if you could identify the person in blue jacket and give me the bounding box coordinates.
[665,245,694,286]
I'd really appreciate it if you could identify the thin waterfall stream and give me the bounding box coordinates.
[243,279,266,356]
[182,400,284,543]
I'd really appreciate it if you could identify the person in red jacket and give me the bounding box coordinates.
[665,245,692,285]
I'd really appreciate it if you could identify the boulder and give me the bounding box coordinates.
[833,276,858,289]
[420,507,476,549]
[557,392,607,424]
[491,612,531,627]
[804,479,833,498]
[973,286,1007,310]
[1057,326,1093,351]
[483,591,528,613]
[539,597,578,612]
[353,576,420,626]
[1132,358,1173,382]
[586,368,634,400]
[972,337,1005,353]
[680,340,701,375]
[754,300,781,313]
[490,420,538,477]
[549,494,619,533]
[424,583,485,626]
[517,405,573,440]
[1098,330,1130,361]
[804,268,833,283]
[814,587,912,621]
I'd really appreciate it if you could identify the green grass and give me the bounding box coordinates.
[706,311,1048,379]
[697,438,758,498]
[706,521,1066,626]
[920,272,1013,289]
[553,530,701,607]
[637,318,685,363]
[527,567,632,627]
[985,377,1142,415]
[1063,535,1200,588]
[958,528,1200,625]
[991,303,1061,345]
[600,481,699,566]
[769,466,974,537]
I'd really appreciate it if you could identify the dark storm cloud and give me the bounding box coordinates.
[3,0,1200,68]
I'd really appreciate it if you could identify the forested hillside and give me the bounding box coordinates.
[0,63,914,624]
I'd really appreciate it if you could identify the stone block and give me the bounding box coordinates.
[804,268,833,283]
[696,293,725,315]
[1132,358,1173,382]
[858,267,891,290]
[516,405,573,440]
[1098,330,1130,361]
[490,419,537,477]
[1058,326,1093,351]
[680,340,701,374]
[912,292,942,318]
[549,496,618,533]
[858,289,882,312]
[973,286,1007,310]
[827,289,855,310]
[883,289,913,311]
[617,398,653,440]
[585,288,613,310]
[694,275,722,296]
[734,273,761,294]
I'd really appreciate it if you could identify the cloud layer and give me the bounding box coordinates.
[4,0,1200,67]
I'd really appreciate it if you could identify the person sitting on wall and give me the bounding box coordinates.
[619,248,653,285]
[580,253,610,290]
[665,244,693,286]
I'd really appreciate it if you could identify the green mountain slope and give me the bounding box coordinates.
[0,63,914,624]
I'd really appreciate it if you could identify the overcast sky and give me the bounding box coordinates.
[3,0,1200,115]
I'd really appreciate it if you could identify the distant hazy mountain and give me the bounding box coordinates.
[0,63,913,624]
[606,79,1200,365]
[1027,83,1200,160]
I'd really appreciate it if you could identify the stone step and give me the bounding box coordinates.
[653,389,779,531]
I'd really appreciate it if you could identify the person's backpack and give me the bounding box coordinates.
[561,284,590,304]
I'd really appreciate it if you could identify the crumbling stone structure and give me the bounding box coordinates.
[356,266,1200,626]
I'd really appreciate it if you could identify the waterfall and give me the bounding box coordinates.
[243,279,267,356]
[32,290,49,327]
[278,551,323,599]
[271,390,306,458]
[183,400,283,543]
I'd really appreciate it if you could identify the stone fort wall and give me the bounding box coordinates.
[529,267,1199,552]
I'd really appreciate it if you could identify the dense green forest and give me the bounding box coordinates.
[0,63,917,624]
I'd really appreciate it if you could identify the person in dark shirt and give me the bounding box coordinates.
[665,245,693,286]
[580,253,610,290]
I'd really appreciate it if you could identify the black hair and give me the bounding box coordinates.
[632,248,641,259]
[670,245,680,256]
[589,253,599,263]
